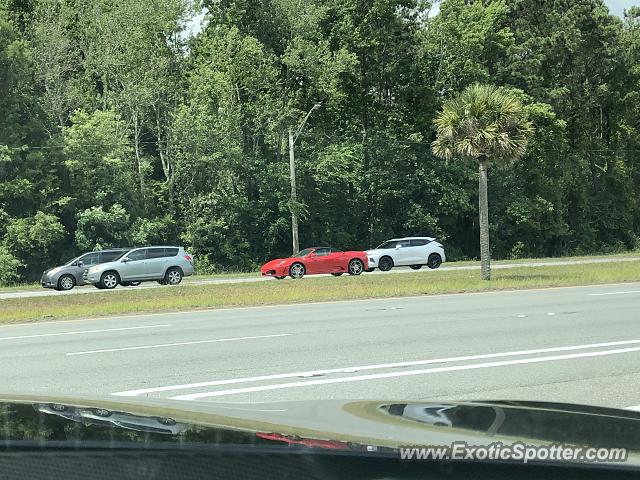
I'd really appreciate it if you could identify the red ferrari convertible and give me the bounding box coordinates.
[260,247,368,279]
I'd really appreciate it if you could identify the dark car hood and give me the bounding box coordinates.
[2,394,640,466]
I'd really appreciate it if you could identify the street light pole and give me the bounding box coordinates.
[288,126,299,255]
[288,103,320,255]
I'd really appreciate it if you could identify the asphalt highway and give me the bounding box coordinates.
[2,281,640,410]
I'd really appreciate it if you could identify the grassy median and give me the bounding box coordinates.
[0,259,639,325]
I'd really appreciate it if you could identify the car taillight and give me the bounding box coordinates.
[184,255,192,262]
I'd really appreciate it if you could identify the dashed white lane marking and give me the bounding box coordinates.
[0,324,170,341]
[113,338,640,397]
[589,291,640,296]
[68,333,291,356]
[172,345,640,400]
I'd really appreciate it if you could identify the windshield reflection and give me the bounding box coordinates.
[291,249,314,258]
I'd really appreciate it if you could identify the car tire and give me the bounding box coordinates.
[410,265,422,270]
[56,274,76,291]
[91,408,112,418]
[427,253,442,269]
[99,271,119,289]
[165,267,183,285]
[378,256,394,272]
[331,272,343,277]
[348,259,364,276]
[94,284,105,289]
[50,403,67,412]
[157,417,176,426]
[157,280,166,285]
[365,268,375,273]
[289,262,305,279]
[157,417,176,427]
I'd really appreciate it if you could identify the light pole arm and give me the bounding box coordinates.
[292,104,321,145]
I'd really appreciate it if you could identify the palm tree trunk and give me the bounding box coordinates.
[478,158,491,280]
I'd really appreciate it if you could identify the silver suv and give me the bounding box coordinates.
[41,249,129,291]
[83,246,194,289]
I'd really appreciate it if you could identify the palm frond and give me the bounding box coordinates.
[432,83,534,165]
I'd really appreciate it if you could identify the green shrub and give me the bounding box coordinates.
[0,246,22,286]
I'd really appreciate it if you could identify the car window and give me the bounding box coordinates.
[376,240,398,249]
[293,248,314,257]
[110,250,130,261]
[79,253,100,266]
[165,248,179,257]
[64,256,80,266]
[101,251,125,262]
[314,248,330,256]
[124,249,147,261]
[330,248,343,253]
[410,239,430,247]
[147,248,167,259]
[397,240,411,248]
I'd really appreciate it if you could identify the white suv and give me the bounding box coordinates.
[366,237,445,272]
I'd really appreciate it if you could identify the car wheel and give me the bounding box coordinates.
[378,256,394,272]
[274,276,286,280]
[100,271,119,289]
[331,272,343,277]
[365,268,375,273]
[91,408,112,418]
[156,417,176,426]
[56,274,76,291]
[165,267,183,285]
[94,284,105,289]
[348,259,364,276]
[427,253,442,269]
[289,262,305,279]
[410,265,422,270]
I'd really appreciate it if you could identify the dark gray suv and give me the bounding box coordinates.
[41,249,130,291]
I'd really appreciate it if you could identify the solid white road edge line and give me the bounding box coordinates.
[113,338,640,397]
[67,333,291,356]
[625,405,640,411]
[171,345,640,400]
[0,324,170,341]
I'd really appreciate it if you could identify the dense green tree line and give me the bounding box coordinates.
[0,0,638,283]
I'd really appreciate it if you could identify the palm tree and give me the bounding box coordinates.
[432,84,534,280]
